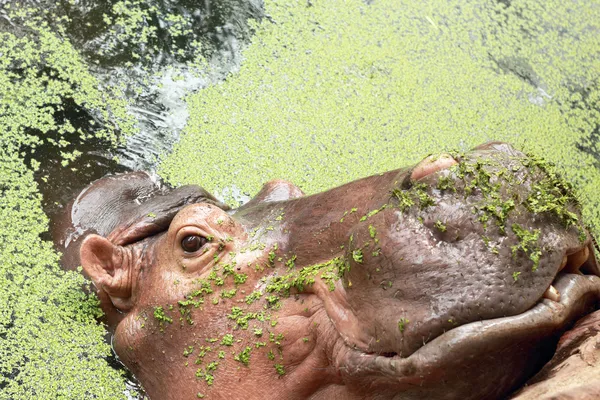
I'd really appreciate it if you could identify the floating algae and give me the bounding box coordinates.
[160,0,600,240]
[0,7,134,399]
[2,0,263,227]
[0,0,262,396]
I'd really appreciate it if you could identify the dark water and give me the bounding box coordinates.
[3,0,263,396]
[6,0,263,235]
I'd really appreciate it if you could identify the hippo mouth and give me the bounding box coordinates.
[339,241,600,385]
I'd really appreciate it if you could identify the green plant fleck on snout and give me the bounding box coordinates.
[398,318,409,332]
[352,249,363,263]
[392,188,415,211]
[512,271,522,281]
[369,225,377,238]
[234,346,252,366]
[436,175,455,192]
[434,220,447,232]
[511,224,542,271]
[154,306,173,326]
[183,346,195,357]
[221,334,234,346]
[196,361,219,386]
[275,364,286,376]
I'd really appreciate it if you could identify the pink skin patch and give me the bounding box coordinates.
[410,154,458,181]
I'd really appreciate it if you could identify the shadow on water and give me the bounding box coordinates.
[3,0,263,396]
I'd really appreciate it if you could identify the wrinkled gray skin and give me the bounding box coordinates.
[64,142,600,399]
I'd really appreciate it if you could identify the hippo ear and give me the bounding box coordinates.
[80,234,134,311]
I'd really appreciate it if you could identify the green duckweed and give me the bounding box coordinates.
[0,4,136,398]
[160,0,600,245]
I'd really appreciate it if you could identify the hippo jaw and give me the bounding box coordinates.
[331,248,600,399]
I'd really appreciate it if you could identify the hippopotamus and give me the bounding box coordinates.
[63,142,600,399]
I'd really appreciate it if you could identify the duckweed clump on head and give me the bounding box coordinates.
[220,289,237,299]
[220,334,234,346]
[196,360,218,386]
[264,257,349,294]
[234,346,252,366]
[352,249,364,264]
[227,306,266,330]
[368,225,377,239]
[359,205,388,222]
[434,220,447,233]
[184,346,195,357]
[521,155,585,239]
[159,0,600,244]
[512,271,522,282]
[398,318,409,333]
[393,189,415,212]
[511,224,542,271]
[390,152,587,272]
[154,306,174,325]
[274,364,285,376]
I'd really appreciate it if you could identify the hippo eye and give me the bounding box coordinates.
[181,235,207,253]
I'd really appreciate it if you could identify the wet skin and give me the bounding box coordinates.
[73,142,600,399]
[511,308,600,400]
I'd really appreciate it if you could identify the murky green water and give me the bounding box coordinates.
[8,0,262,225]
[0,0,261,397]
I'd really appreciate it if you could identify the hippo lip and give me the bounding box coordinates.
[341,274,600,384]
[338,242,600,382]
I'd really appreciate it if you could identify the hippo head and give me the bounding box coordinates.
[77,143,600,399]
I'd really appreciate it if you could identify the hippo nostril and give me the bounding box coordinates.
[410,153,458,181]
